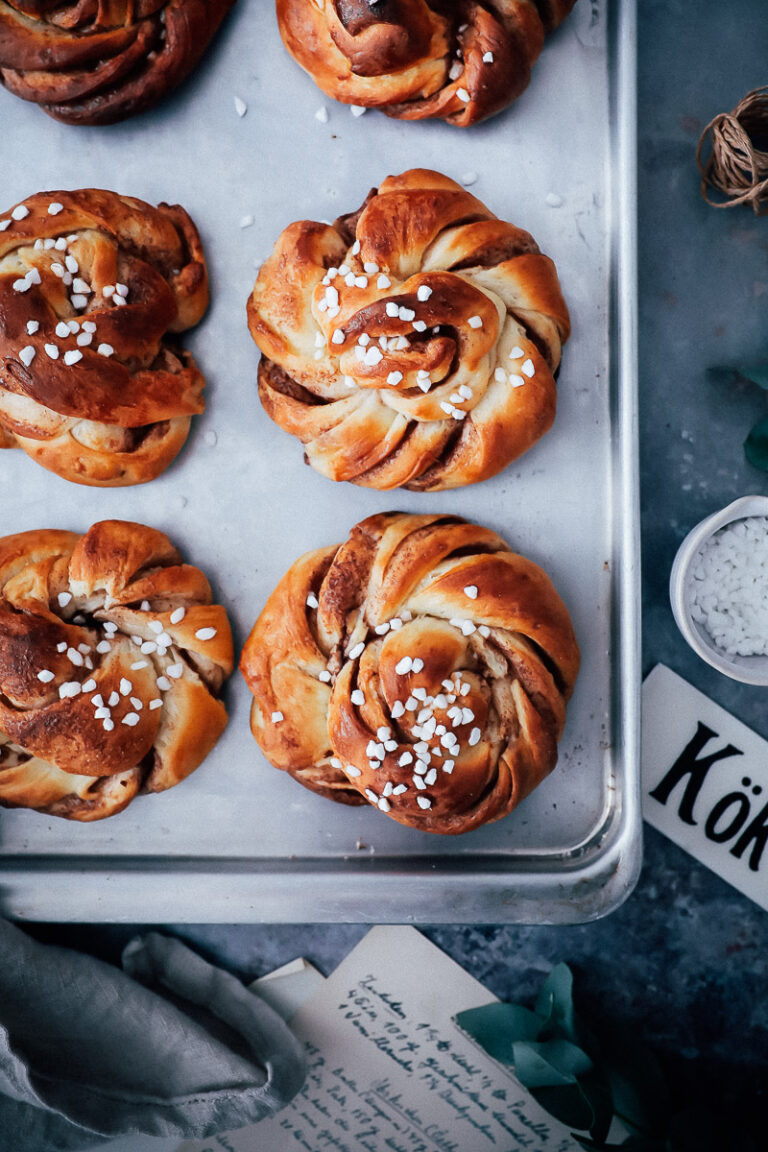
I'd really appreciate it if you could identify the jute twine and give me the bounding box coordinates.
[697,86,768,214]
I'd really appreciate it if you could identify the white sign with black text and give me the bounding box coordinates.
[642,664,768,911]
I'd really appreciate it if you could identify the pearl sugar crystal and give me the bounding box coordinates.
[689,516,768,657]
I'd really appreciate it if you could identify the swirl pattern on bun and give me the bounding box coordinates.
[0,0,236,125]
[240,512,579,836]
[0,519,233,821]
[248,170,570,491]
[276,0,578,127]
[0,188,209,486]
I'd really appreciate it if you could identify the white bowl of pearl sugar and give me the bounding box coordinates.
[670,495,768,686]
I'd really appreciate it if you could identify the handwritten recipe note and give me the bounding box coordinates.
[178,926,577,1152]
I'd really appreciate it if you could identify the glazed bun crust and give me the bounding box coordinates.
[277,0,578,127]
[0,188,209,486]
[0,519,233,821]
[240,512,579,836]
[0,0,236,125]
[248,169,569,492]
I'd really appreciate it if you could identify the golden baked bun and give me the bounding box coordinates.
[0,519,234,821]
[240,512,579,836]
[248,169,570,491]
[276,0,578,127]
[0,0,236,126]
[0,188,209,486]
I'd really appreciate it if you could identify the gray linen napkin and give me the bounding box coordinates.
[0,920,306,1152]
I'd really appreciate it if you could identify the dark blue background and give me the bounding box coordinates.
[25,0,768,1134]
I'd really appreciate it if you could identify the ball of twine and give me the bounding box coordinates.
[697,86,768,214]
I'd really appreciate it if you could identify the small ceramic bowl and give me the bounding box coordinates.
[669,494,768,686]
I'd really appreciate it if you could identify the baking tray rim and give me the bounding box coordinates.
[0,0,642,925]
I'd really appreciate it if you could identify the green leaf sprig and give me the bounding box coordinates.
[454,963,758,1152]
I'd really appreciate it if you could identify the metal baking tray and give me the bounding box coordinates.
[0,0,640,924]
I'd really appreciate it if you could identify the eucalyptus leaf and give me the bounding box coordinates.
[531,1084,596,1131]
[453,1002,542,1062]
[535,962,578,1042]
[529,1083,597,1132]
[512,1038,596,1130]
[578,1067,614,1144]
[513,1038,593,1086]
[739,363,768,389]
[744,417,768,470]
[453,964,761,1152]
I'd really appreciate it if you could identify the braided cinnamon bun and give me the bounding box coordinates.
[240,512,579,836]
[0,519,233,821]
[0,0,236,125]
[248,169,570,491]
[0,188,209,486]
[276,0,578,127]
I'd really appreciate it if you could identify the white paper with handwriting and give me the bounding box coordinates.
[177,926,577,1152]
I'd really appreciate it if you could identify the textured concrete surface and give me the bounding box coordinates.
[639,0,768,742]
[24,0,768,1134]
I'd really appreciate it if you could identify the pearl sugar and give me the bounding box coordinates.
[689,516,768,657]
